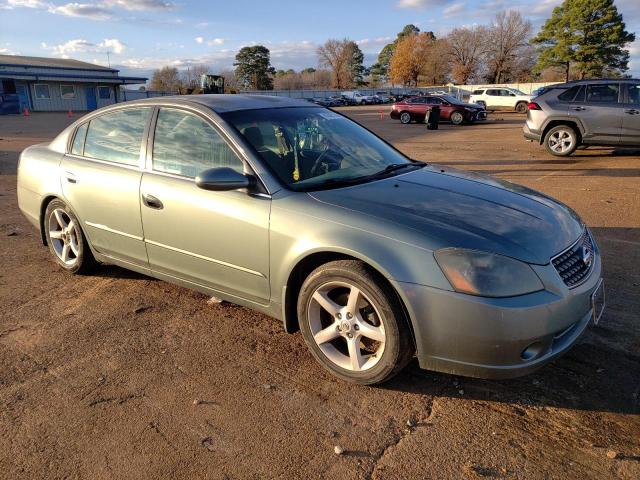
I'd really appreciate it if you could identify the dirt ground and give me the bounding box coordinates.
[0,108,639,480]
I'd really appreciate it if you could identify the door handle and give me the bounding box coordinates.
[572,106,586,111]
[142,193,164,210]
[624,109,640,115]
[64,172,77,183]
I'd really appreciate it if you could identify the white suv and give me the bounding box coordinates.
[469,87,532,113]
[341,91,375,105]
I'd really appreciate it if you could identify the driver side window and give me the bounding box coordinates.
[152,108,243,178]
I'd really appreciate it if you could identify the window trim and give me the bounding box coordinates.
[66,105,154,169]
[34,83,51,100]
[583,83,622,105]
[97,85,111,100]
[60,84,76,99]
[145,104,269,195]
[70,121,88,156]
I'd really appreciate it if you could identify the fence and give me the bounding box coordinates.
[119,82,561,103]
[118,90,178,102]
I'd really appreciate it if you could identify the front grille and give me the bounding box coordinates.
[551,229,595,288]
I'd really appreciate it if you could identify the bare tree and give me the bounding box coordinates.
[220,70,240,93]
[484,11,533,83]
[317,39,360,89]
[447,26,487,84]
[149,66,182,92]
[181,64,210,90]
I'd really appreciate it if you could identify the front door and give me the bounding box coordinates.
[62,107,152,268]
[621,83,640,145]
[85,86,97,110]
[15,83,30,111]
[140,107,271,303]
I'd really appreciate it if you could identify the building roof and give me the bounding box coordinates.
[0,54,117,72]
[167,94,314,112]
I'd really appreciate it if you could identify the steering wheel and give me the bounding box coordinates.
[309,145,341,178]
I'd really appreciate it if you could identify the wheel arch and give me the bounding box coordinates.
[540,119,583,145]
[39,195,62,245]
[282,251,416,352]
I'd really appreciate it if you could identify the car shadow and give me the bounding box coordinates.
[380,227,640,416]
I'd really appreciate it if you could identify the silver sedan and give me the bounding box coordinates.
[17,95,605,384]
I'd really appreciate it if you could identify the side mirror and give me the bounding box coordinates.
[195,167,256,192]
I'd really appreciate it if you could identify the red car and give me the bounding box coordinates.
[390,94,487,125]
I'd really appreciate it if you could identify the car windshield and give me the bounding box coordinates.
[222,107,417,191]
[439,94,466,105]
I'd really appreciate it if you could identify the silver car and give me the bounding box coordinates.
[17,95,605,384]
[524,79,640,156]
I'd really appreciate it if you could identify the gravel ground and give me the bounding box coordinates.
[0,108,639,479]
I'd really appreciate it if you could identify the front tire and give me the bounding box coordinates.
[544,125,579,156]
[450,111,464,125]
[44,199,96,274]
[297,260,414,385]
[399,112,411,124]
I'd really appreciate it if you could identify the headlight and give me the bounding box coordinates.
[434,249,544,297]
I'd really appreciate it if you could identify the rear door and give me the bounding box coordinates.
[61,107,152,269]
[570,83,623,144]
[140,107,271,303]
[622,82,640,144]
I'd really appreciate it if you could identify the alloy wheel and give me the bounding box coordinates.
[548,129,574,154]
[307,281,386,372]
[451,112,464,125]
[48,208,80,266]
[400,112,411,124]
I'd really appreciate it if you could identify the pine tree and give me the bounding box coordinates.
[532,0,635,81]
[234,46,276,90]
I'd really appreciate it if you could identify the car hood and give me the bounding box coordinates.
[308,166,583,265]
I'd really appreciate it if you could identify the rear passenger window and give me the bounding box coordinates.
[472,90,484,95]
[71,123,87,155]
[557,85,581,102]
[585,84,620,104]
[84,108,151,166]
[152,108,243,178]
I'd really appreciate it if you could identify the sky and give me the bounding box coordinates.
[0,0,638,80]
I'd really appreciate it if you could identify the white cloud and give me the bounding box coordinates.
[104,0,175,10]
[444,2,465,17]
[397,0,450,9]
[6,0,47,7]
[42,37,126,56]
[195,36,204,44]
[356,36,394,49]
[206,38,225,46]
[50,3,112,20]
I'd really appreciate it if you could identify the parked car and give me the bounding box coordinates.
[18,95,604,384]
[328,95,348,106]
[470,87,532,113]
[341,91,375,105]
[524,78,640,156]
[375,92,393,103]
[390,94,487,125]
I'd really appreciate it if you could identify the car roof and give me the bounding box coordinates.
[557,78,639,86]
[119,94,314,113]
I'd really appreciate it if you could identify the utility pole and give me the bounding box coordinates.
[106,50,111,68]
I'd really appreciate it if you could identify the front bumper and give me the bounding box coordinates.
[396,251,602,379]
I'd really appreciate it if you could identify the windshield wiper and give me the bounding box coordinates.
[370,162,424,178]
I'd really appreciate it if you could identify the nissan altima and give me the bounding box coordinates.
[17,95,605,384]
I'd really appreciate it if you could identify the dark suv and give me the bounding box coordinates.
[523,79,640,156]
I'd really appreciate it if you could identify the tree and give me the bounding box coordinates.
[234,45,276,90]
[447,26,487,84]
[389,32,438,86]
[181,64,209,90]
[532,0,635,81]
[317,39,362,89]
[484,11,533,83]
[375,24,421,78]
[149,66,182,92]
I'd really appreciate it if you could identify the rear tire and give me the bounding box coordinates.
[515,102,528,113]
[44,199,96,274]
[399,112,411,124]
[544,125,579,157]
[297,260,414,385]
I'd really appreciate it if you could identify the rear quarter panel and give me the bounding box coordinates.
[17,144,65,231]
